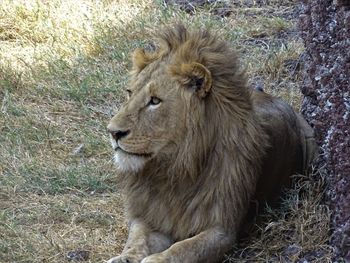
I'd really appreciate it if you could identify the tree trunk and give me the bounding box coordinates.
[299,0,350,261]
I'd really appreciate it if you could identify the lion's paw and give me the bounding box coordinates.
[107,254,141,263]
[140,253,167,263]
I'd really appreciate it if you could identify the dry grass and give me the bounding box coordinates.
[0,0,333,262]
[227,170,333,262]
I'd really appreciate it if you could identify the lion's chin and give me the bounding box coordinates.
[113,149,148,172]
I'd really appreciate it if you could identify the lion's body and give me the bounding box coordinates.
[107,25,316,263]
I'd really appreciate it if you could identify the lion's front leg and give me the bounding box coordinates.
[141,226,234,263]
[107,219,150,263]
[107,218,173,263]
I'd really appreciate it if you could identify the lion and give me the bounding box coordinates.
[106,24,316,263]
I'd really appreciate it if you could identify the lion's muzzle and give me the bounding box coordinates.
[107,128,130,142]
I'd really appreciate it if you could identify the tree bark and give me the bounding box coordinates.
[299,0,350,260]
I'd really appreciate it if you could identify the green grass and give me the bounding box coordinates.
[0,0,332,262]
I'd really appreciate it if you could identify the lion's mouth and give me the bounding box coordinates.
[115,147,152,158]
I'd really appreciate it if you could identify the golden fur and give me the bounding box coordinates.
[107,24,316,263]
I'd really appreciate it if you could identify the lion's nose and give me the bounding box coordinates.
[108,128,130,142]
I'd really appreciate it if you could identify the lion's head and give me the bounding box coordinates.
[107,24,251,174]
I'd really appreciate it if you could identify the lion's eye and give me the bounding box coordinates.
[149,96,161,106]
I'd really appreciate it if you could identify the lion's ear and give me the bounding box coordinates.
[170,62,212,98]
[132,48,158,72]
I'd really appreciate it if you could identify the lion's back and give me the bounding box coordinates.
[251,90,317,205]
